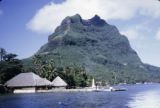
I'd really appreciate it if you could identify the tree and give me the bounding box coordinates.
[3,53,17,61]
[0,48,6,61]
[33,54,44,76]
[31,54,91,88]
[32,55,57,80]
[0,51,23,84]
[41,59,57,80]
[63,65,90,88]
[33,54,43,65]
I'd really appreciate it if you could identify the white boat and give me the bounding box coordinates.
[93,88,111,92]
[93,87,127,92]
[110,87,127,91]
[90,78,126,92]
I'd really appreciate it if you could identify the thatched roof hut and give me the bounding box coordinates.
[52,76,67,87]
[5,72,52,87]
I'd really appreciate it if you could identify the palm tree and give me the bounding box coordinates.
[33,55,44,76]
[0,48,6,61]
[33,55,57,80]
[3,53,17,61]
[33,55,43,65]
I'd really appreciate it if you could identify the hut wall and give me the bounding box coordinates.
[13,87,36,93]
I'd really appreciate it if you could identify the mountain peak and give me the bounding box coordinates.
[91,15,101,21]
[61,14,82,25]
[88,15,106,26]
[61,14,106,26]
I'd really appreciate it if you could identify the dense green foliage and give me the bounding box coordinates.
[62,65,91,88]
[27,54,92,88]
[0,48,23,84]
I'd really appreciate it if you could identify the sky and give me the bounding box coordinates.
[0,0,160,67]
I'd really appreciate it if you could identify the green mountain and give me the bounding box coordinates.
[23,14,160,84]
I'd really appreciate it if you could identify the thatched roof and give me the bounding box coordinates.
[5,72,52,87]
[52,76,67,87]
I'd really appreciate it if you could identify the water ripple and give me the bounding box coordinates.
[127,90,160,108]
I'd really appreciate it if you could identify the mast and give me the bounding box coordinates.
[91,78,96,88]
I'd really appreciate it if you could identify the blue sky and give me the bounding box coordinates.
[0,0,160,67]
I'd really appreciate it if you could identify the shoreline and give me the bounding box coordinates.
[37,88,95,93]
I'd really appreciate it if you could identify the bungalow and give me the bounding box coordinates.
[5,72,52,93]
[52,76,67,88]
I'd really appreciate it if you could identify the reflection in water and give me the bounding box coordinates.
[127,90,160,108]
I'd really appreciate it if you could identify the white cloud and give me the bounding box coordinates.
[121,29,140,40]
[156,29,160,40]
[27,0,160,34]
[120,24,148,40]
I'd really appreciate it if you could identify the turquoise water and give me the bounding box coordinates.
[0,84,160,108]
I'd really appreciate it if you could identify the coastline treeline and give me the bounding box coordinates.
[0,48,23,93]
[24,54,92,88]
[0,48,23,84]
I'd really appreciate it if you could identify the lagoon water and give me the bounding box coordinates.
[0,84,160,108]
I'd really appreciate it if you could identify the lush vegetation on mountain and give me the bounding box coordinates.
[22,14,160,84]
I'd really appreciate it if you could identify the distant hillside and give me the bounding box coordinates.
[23,14,160,84]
